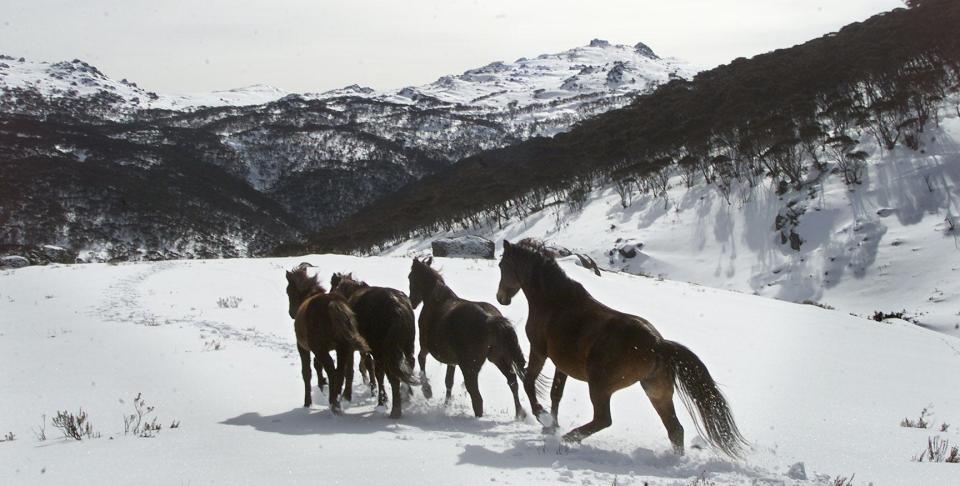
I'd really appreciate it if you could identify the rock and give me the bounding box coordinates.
[786,462,807,480]
[618,242,644,259]
[0,255,30,269]
[431,236,495,259]
[39,245,74,264]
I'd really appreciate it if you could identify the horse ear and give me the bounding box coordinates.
[503,240,511,250]
[285,270,293,281]
[424,257,433,266]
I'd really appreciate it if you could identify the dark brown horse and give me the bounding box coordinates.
[408,257,526,418]
[286,263,370,414]
[331,272,417,418]
[495,239,746,457]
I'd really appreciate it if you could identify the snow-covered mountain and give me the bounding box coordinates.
[0,41,692,260]
[306,39,689,136]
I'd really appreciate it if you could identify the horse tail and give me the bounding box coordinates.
[381,293,418,385]
[659,339,747,458]
[328,300,371,354]
[491,316,526,381]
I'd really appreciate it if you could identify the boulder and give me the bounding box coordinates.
[431,236,495,259]
[0,255,30,269]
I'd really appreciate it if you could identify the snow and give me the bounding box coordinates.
[307,40,693,128]
[390,103,960,339]
[2,40,691,118]
[0,56,290,111]
[2,255,959,484]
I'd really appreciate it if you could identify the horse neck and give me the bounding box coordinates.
[423,278,457,309]
[521,260,586,307]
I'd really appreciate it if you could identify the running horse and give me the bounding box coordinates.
[495,239,746,457]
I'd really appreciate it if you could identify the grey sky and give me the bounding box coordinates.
[1,0,904,94]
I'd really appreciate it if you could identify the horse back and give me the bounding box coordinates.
[349,286,415,349]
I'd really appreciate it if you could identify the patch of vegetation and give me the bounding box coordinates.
[901,407,931,428]
[217,296,242,308]
[802,300,835,310]
[913,436,960,463]
[51,409,99,440]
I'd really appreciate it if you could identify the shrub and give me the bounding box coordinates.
[833,475,855,486]
[0,432,14,442]
[901,408,931,428]
[802,300,835,310]
[913,436,960,463]
[51,409,99,440]
[123,393,162,438]
[217,296,242,308]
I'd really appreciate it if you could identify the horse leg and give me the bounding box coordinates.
[318,353,342,415]
[546,370,567,431]
[562,382,613,444]
[374,358,388,407]
[313,355,327,392]
[341,349,355,402]
[522,351,547,420]
[418,349,433,399]
[362,353,376,397]
[492,358,525,419]
[461,365,483,418]
[387,370,403,419]
[642,373,684,455]
[298,346,313,407]
[443,365,456,405]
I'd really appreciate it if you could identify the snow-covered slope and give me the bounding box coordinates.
[309,39,690,134]
[0,56,290,116]
[389,105,960,338]
[1,256,958,484]
[2,40,690,121]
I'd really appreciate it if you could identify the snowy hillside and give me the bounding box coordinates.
[0,56,291,116]
[309,39,691,135]
[1,256,958,484]
[389,106,960,338]
[2,40,690,123]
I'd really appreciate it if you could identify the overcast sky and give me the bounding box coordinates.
[1,0,904,95]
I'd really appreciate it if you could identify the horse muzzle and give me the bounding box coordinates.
[496,289,512,306]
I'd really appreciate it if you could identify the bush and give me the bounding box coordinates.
[913,436,960,463]
[51,409,99,440]
[901,407,931,428]
[123,393,162,438]
[802,300,835,310]
[0,432,14,442]
[217,296,242,308]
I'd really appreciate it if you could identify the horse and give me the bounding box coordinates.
[285,263,371,413]
[495,239,746,457]
[330,272,417,418]
[408,257,526,418]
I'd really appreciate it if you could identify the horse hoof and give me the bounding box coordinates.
[541,425,558,435]
[560,433,581,444]
[389,410,402,419]
[303,402,312,408]
[422,385,433,400]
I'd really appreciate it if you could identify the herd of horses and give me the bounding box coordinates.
[285,238,747,457]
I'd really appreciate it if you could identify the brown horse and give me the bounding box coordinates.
[495,239,746,457]
[331,272,417,418]
[408,257,526,418]
[286,263,371,414]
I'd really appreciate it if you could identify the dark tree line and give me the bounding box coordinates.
[275,0,960,256]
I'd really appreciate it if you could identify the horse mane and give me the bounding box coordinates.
[290,263,325,295]
[511,238,588,302]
